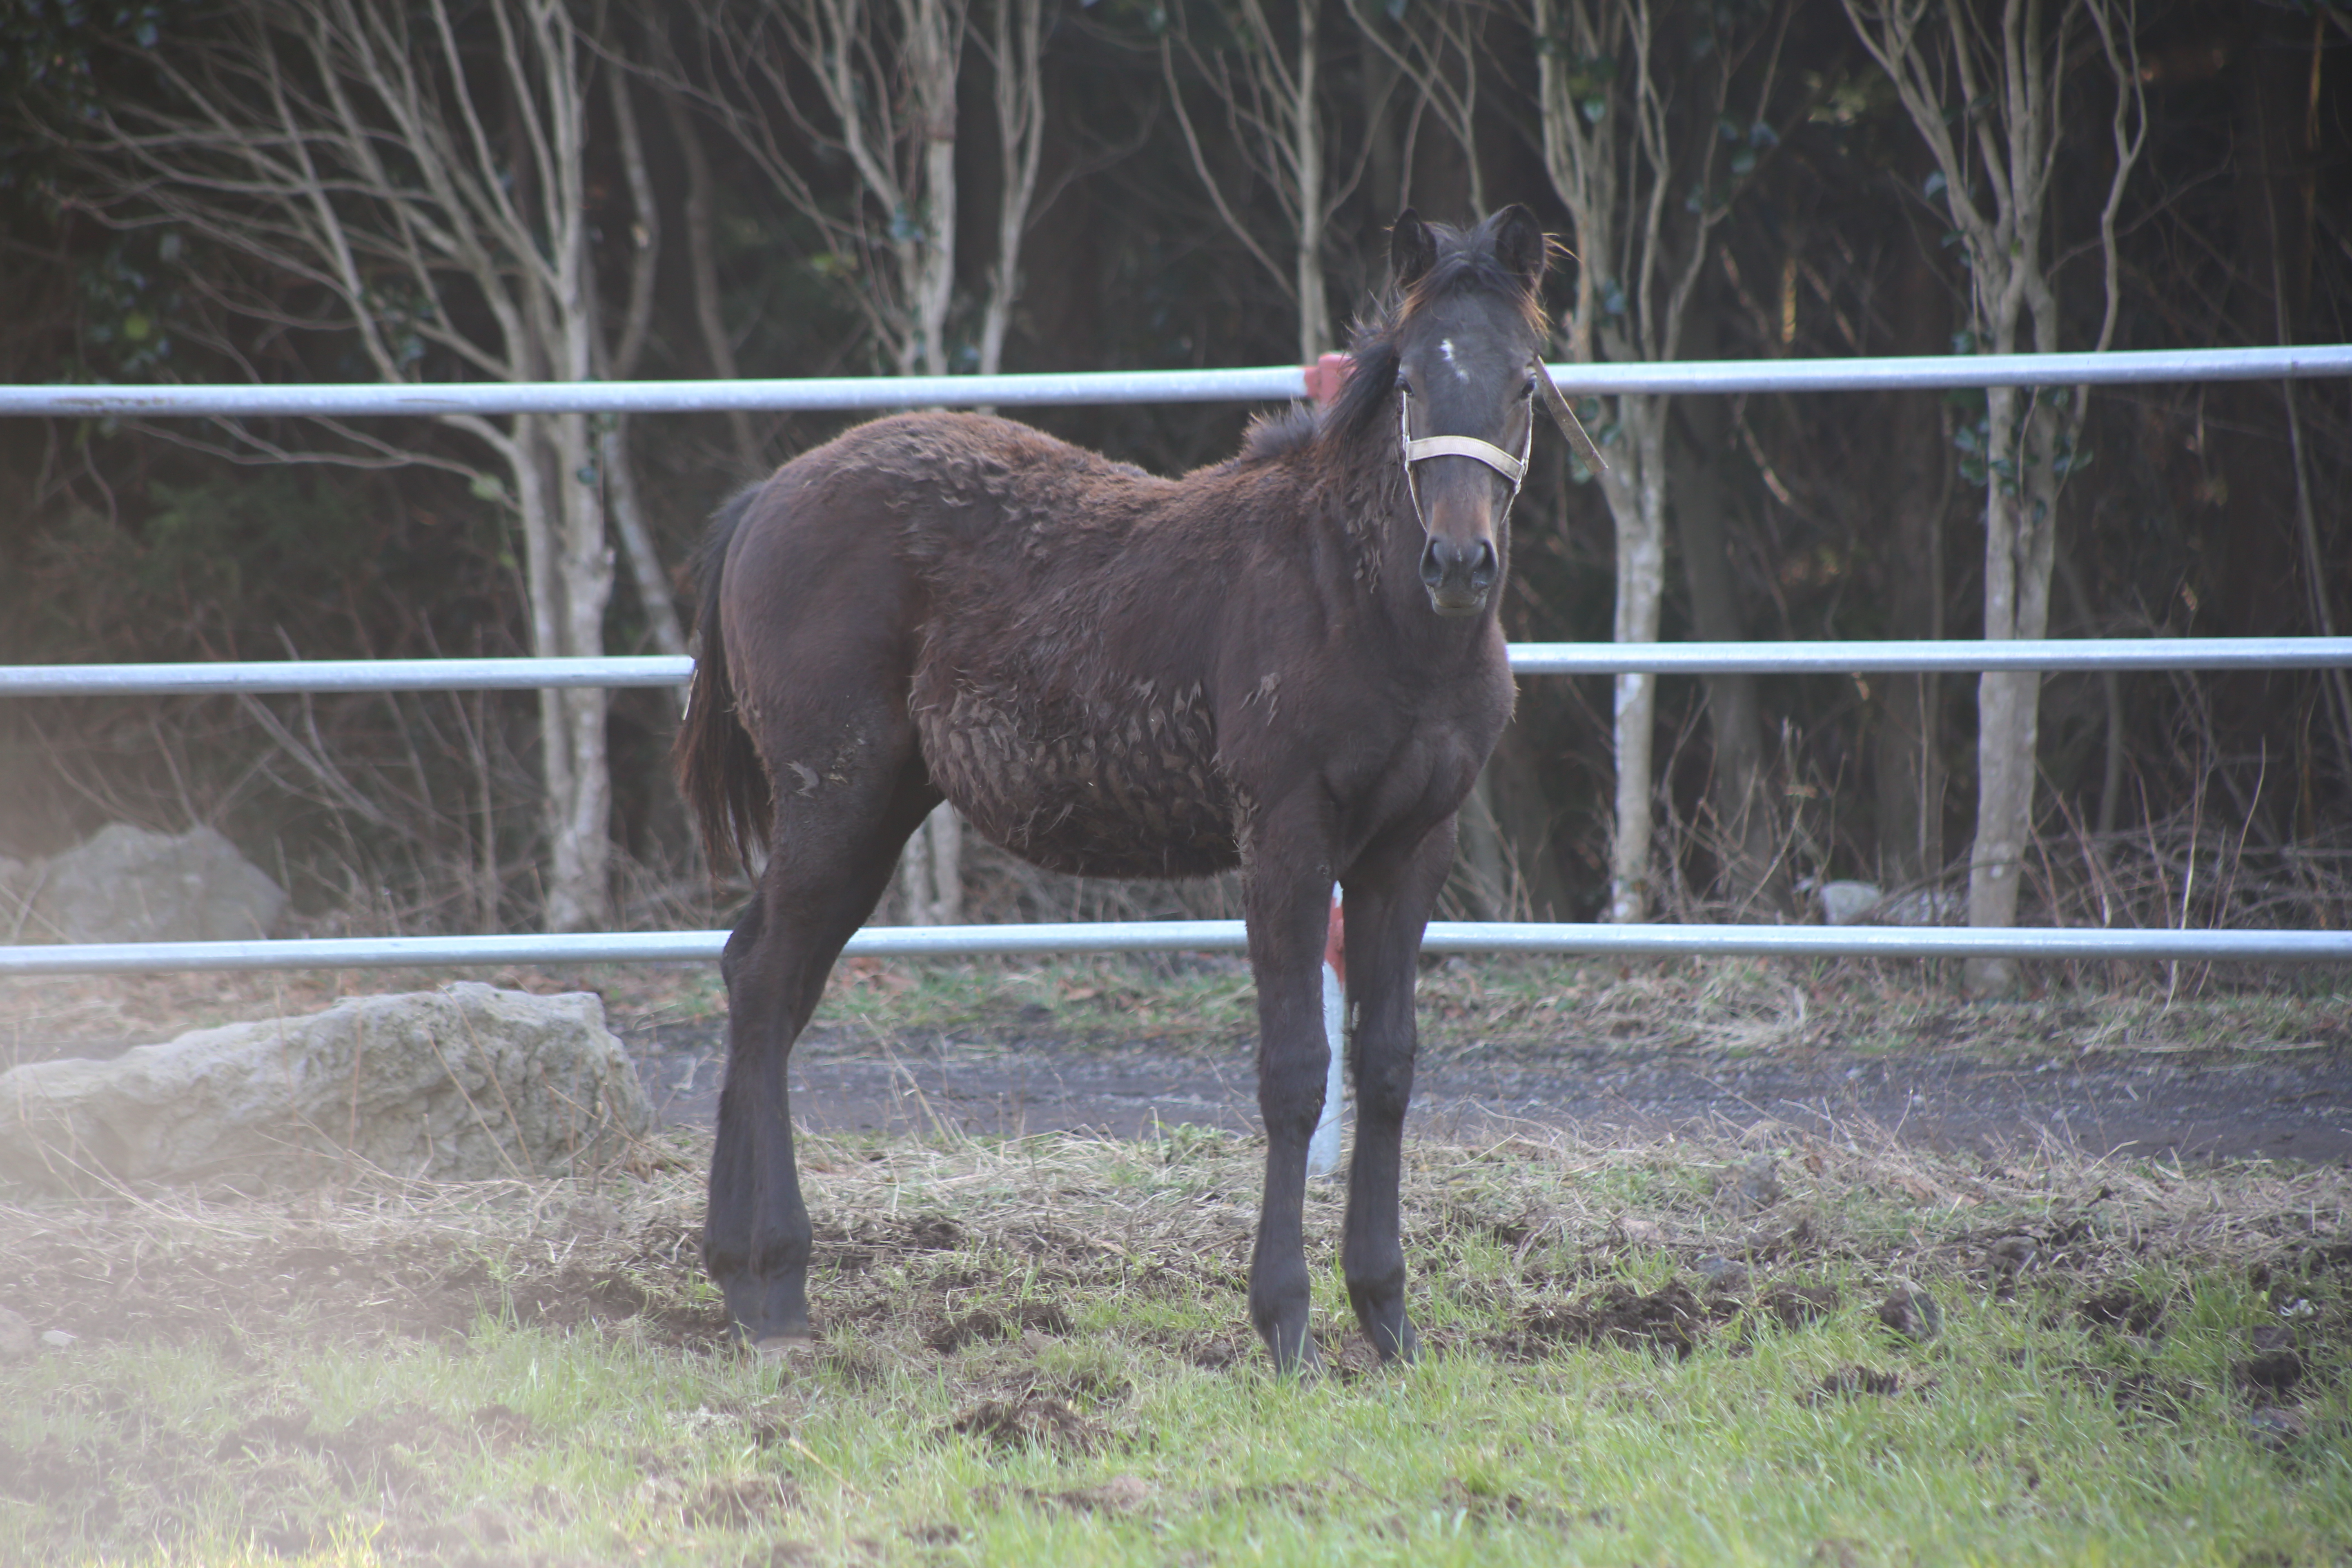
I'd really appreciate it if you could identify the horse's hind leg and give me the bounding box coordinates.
[706,737,936,1346]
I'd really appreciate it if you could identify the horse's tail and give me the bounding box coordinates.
[674,485,772,875]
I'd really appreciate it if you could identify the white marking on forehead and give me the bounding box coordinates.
[1439,337,1470,383]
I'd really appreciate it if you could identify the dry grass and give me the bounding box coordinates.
[10,949,2350,1073]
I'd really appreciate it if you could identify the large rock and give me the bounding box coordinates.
[0,984,652,1192]
[25,824,287,943]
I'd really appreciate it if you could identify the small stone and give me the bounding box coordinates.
[0,1306,33,1360]
[1876,1280,1942,1344]
[1614,1217,1666,1247]
[1695,1255,1751,1296]
[39,1328,77,1350]
[2245,1408,2306,1451]
[1736,1155,1785,1211]
[1988,1237,2038,1275]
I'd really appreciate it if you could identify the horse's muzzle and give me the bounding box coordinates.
[1419,535,1497,617]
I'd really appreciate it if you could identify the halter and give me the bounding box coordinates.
[1397,385,1534,533]
[1394,358,1608,534]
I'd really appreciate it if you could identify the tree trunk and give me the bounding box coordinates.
[1606,404,1669,923]
[543,410,616,933]
[1478,724,1575,920]
[1294,0,1330,361]
[1963,378,2062,992]
[1670,298,1783,916]
[1841,0,2145,996]
[978,0,1045,380]
[662,85,761,476]
[902,802,964,925]
[1871,236,1949,889]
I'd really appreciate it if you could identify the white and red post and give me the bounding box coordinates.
[1306,884,1348,1178]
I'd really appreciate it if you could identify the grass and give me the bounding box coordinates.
[3,953,2350,1563]
[3,1114,2348,1566]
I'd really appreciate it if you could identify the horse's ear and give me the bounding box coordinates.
[1490,204,1548,290]
[1391,209,1437,291]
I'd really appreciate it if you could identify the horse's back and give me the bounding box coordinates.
[722,411,1254,880]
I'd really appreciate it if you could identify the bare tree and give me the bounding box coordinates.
[598,61,689,669]
[677,0,969,379]
[654,61,765,475]
[1529,0,1788,922]
[1844,0,2145,993]
[45,0,640,931]
[978,0,1048,379]
[665,0,1069,924]
[1341,0,1488,216]
[900,0,1051,924]
[1164,0,1343,360]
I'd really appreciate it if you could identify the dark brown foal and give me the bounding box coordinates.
[676,206,1564,1372]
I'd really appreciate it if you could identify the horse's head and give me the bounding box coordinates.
[1382,206,1551,619]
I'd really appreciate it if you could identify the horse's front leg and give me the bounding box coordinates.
[1243,831,1344,1376]
[1338,816,1457,1363]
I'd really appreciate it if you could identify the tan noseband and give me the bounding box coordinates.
[1398,389,1531,490]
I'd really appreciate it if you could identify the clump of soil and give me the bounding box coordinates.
[1761,1283,1841,1328]
[2078,1287,2169,1337]
[948,1395,1099,1454]
[1519,1281,1712,1360]
[926,1300,1073,1353]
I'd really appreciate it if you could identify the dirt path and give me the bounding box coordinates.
[8,962,2345,1168]
[624,1018,2352,1166]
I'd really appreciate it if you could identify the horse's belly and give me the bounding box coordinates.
[918,680,1240,878]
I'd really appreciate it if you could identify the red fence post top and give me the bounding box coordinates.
[1305,353,1355,407]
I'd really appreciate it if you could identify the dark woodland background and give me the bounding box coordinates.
[1,0,2347,949]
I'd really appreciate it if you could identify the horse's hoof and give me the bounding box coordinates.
[1373,1319,1420,1366]
[1268,1334,1325,1381]
[749,1336,818,1364]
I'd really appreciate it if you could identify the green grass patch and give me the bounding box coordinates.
[4,1123,2348,1565]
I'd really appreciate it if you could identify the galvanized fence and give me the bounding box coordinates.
[5,349,2350,974]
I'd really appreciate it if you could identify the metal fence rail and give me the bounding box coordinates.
[5,346,2349,974]
[3,922,2345,978]
[7,344,2352,420]
[7,638,2352,697]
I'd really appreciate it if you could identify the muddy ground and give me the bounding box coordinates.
[624,1016,2352,1167]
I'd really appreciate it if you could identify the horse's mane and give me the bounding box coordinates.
[1240,212,1552,468]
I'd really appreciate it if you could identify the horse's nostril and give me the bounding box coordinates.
[1419,537,1447,588]
[1470,539,1498,587]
